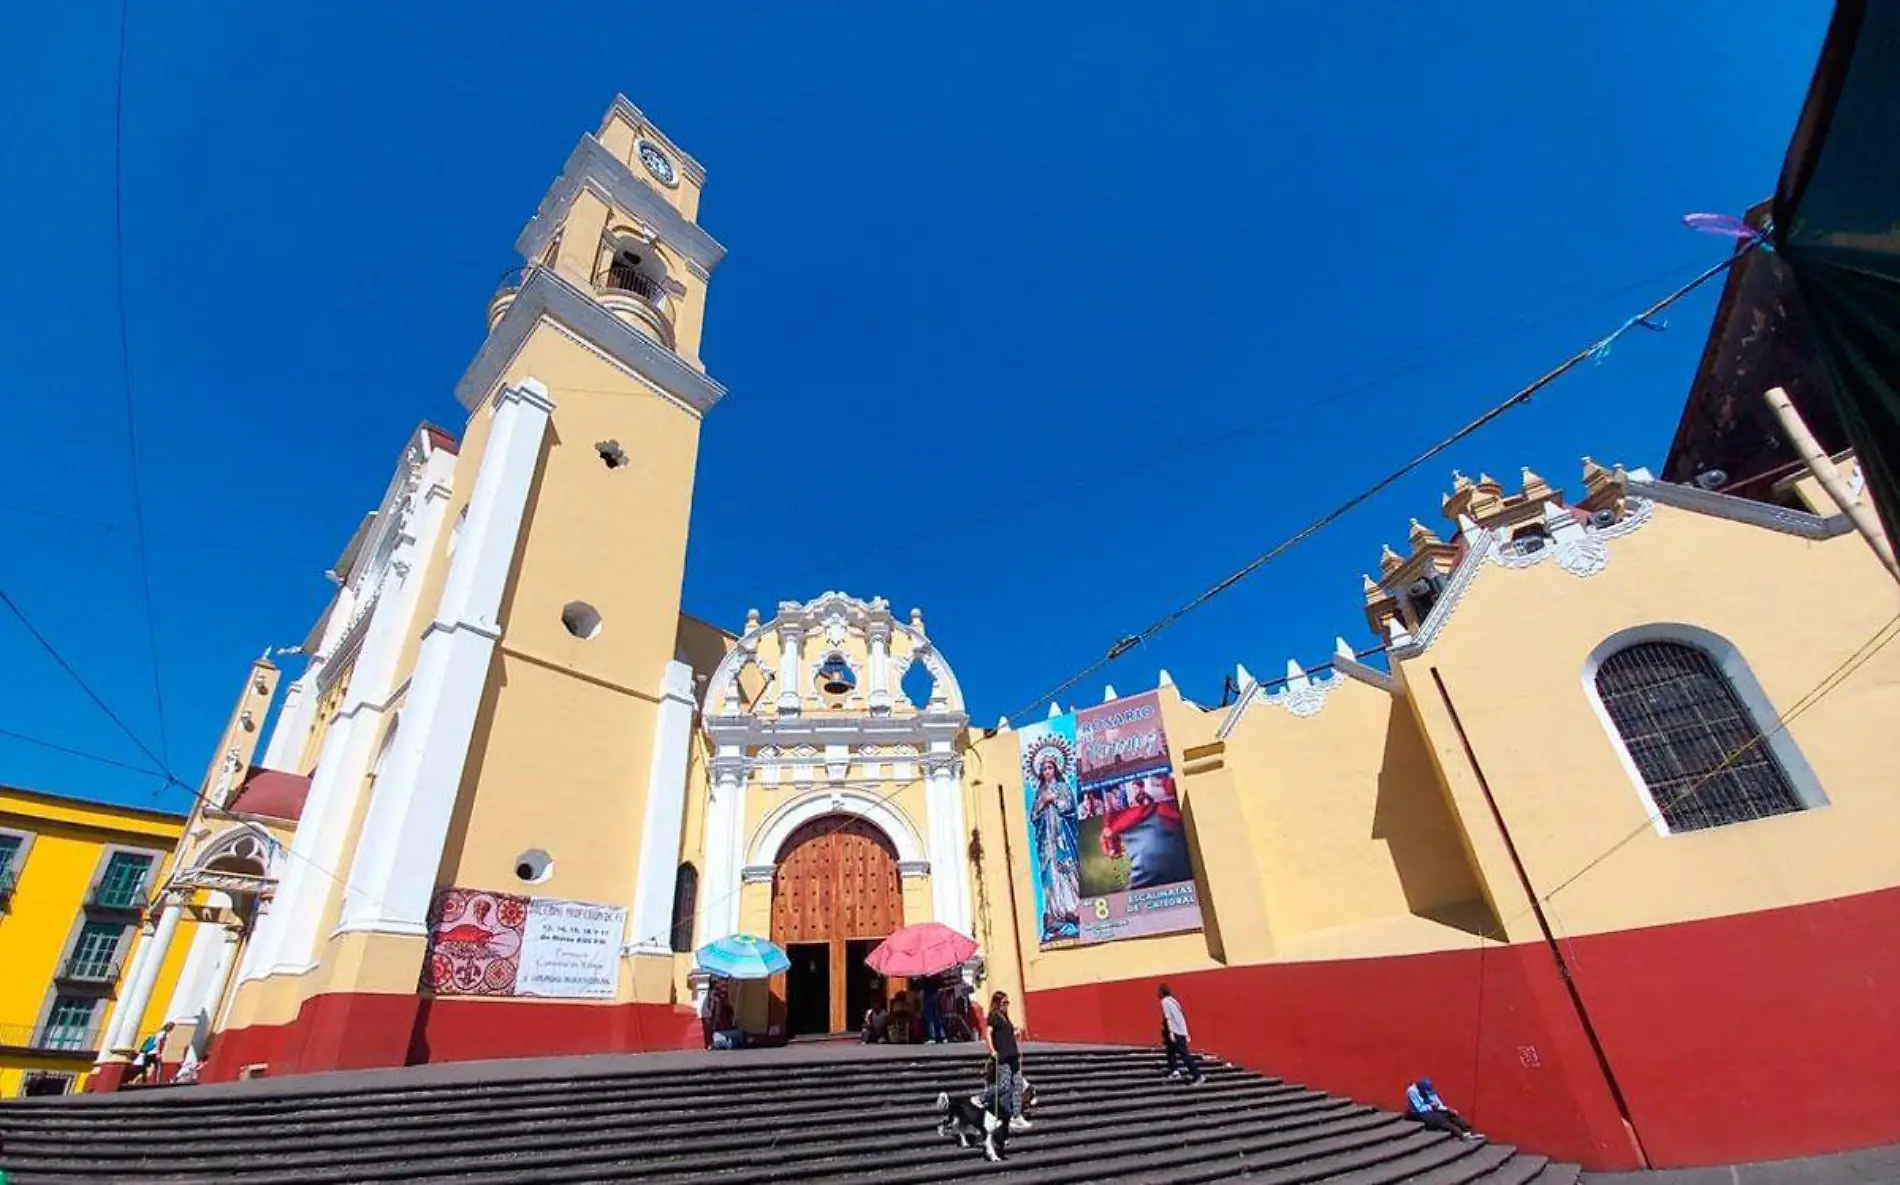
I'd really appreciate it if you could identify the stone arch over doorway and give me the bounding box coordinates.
[768,815,905,1036]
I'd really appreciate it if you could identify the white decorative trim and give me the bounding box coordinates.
[626,661,699,957]
[747,787,927,868]
[335,381,554,937]
[703,592,966,720]
[516,131,721,273]
[1333,638,1400,695]
[1388,527,1498,663]
[1214,673,1260,741]
[456,265,725,415]
[698,759,747,946]
[1264,669,1334,718]
[1581,622,1830,836]
[247,443,457,979]
[1628,479,1853,539]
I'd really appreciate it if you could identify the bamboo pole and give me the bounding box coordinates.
[1764,386,1900,583]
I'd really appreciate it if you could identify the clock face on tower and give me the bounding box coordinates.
[638,141,677,187]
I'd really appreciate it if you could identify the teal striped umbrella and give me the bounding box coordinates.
[695,934,791,980]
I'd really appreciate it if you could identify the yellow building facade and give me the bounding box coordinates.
[0,787,188,1096]
[164,97,1900,1173]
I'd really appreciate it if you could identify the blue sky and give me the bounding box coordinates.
[0,3,1831,811]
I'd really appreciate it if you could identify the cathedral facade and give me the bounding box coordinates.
[89,99,1900,1172]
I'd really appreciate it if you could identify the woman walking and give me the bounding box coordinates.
[988,992,1029,1135]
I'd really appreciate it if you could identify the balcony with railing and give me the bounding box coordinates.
[0,1022,106,1053]
[593,252,677,347]
[56,954,123,985]
[485,253,679,351]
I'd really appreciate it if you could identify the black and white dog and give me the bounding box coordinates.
[934,1090,1004,1160]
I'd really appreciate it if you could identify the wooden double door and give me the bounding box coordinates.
[769,816,904,1035]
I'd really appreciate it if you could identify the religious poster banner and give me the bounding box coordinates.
[1019,713,1082,947]
[1022,691,1204,948]
[423,888,624,1000]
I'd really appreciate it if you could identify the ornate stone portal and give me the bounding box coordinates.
[697,592,974,1029]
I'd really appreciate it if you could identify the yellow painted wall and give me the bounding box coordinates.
[0,787,194,1096]
[1402,499,1900,940]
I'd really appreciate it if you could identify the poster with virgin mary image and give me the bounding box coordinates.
[1071,691,1203,944]
[1018,714,1082,947]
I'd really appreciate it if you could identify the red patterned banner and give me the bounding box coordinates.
[423,888,528,996]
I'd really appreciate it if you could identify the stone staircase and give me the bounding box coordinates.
[0,1043,1580,1183]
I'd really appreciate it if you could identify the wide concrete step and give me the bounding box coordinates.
[0,1056,1249,1146]
[0,1044,1576,1184]
[3,1072,1314,1175]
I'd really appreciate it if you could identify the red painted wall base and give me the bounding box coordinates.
[84,1061,130,1093]
[203,992,701,1084]
[1028,942,1642,1170]
[1028,885,1900,1171]
[190,887,1900,1171]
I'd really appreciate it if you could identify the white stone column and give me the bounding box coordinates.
[260,585,357,772]
[164,918,225,1024]
[626,660,698,956]
[866,620,893,715]
[203,928,241,1039]
[924,750,972,935]
[698,751,748,945]
[259,681,309,770]
[99,902,182,1058]
[337,380,555,937]
[249,456,457,979]
[776,624,804,714]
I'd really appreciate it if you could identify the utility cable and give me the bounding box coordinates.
[1007,247,1753,722]
[109,0,172,768]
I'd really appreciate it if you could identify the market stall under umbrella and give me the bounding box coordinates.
[865,922,978,978]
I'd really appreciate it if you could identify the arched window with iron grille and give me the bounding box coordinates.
[1591,637,1807,833]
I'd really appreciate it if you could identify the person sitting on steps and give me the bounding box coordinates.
[1404,1077,1482,1141]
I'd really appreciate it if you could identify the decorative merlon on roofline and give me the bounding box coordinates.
[455,265,727,414]
[1332,637,1401,695]
[1216,658,1341,738]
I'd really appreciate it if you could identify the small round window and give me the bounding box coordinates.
[514,849,554,884]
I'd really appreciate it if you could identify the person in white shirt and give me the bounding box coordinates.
[1157,984,1205,1084]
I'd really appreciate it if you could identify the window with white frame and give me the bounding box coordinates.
[0,832,23,908]
[40,997,99,1051]
[1591,638,1806,833]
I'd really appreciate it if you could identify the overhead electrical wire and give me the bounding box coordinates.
[1006,245,1754,723]
[636,252,1756,952]
[109,0,173,768]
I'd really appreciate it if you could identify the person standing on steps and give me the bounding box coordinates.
[1158,984,1206,1084]
[987,991,1030,1141]
[127,1021,174,1086]
[1404,1077,1482,1140]
[921,974,946,1044]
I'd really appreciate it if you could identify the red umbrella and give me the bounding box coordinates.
[865,922,978,977]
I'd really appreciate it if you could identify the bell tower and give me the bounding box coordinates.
[305,97,732,1062]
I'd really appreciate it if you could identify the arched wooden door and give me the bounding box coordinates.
[769,815,904,1035]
